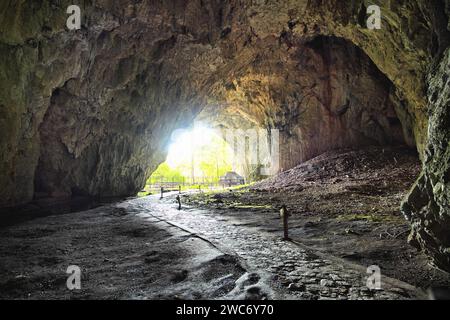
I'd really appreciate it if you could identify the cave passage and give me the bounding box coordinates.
[1,0,449,301]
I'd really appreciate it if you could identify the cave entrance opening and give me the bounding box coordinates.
[146,124,236,193]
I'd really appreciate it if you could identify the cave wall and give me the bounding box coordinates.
[0,0,236,204]
[276,36,410,170]
[402,48,450,271]
[204,35,411,170]
[0,1,449,269]
[0,0,440,205]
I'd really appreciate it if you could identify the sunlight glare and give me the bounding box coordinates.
[166,125,218,168]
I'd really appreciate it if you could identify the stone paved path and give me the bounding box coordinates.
[125,194,426,300]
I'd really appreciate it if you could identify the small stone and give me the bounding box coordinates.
[320,279,335,287]
[298,292,318,300]
[336,280,352,287]
[288,283,305,292]
[306,284,322,293]
[330,274,341,281]
[303,278,319,284]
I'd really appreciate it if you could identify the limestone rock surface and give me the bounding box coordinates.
[0,0,449,270]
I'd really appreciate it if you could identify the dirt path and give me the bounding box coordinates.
[183,147,450,290]
[0,192,426,300]
[135,194,426,300]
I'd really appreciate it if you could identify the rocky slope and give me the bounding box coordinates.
[0,1,449,270]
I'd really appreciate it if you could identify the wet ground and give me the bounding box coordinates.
[0,197,255,300]
[0,191,430,300]
[0,146,448,300]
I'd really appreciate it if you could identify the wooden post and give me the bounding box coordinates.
[179,185,181,194]
[176,195,181,210]
[280,205,290,240]
[160,187,164,199]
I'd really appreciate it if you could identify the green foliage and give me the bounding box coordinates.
[149,162,185,182]
[197,134,232,180]
[149,131,233,184]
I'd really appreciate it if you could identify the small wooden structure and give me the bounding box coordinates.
[219,171,245,187]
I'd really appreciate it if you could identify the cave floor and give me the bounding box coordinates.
[0,190,435,300]
[184,146,450,290]
[0,147,448,300]
[0,195,261,300]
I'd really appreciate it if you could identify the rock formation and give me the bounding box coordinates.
[402,48,450,271]
[0,1,449,270]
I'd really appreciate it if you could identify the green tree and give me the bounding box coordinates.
[149,130,233,184]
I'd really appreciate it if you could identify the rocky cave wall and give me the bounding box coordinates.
[202,35,412,171]
[0,1,449,269]
[402,48,450,271]
[1,0,234,203]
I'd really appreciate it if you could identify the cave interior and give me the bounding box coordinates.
[0,0,449,300]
